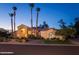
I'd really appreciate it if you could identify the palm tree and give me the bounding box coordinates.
[9,13,14,37]
[12,6,17,38]
[29,3,34,35]
[29,3,34,28]
[36,7,40,36]
[12,6,17,32]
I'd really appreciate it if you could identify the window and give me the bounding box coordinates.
[21,28,26,34]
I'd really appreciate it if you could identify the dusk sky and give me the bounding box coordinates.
[0,3,79,30]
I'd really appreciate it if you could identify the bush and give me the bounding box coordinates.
[0,37,4,42]
[0,37,9,42]
[16,37,29,42]
[28,35,44,40]
[16,38,22,42]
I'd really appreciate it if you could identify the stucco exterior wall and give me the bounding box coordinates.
[40,29,56,39]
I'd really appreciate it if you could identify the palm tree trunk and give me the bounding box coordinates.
[13,11,16,38]
[31,8,33,35]
[11,17,13,37]
[31,8,33,28]
[14,11,16,32]
[36,12,39,36]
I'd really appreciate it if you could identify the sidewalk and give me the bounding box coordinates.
[0,40,78,46]
[70,39,79,45]
[0,39,79,46]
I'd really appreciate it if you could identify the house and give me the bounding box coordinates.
[16,24,32,38]
[16,24,38,38]
[40,28,56,39]
[16,24,64,40]
[40,28,64,40]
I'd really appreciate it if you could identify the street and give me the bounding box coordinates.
[0,44,79,55]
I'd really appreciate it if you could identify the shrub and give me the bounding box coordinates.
[15,37,29,42]
[28,35,44,40]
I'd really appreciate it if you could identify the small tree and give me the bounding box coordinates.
[58,19,67,29]
[42,21,49,29]
[56,19,76,40]
[74,17,79,35]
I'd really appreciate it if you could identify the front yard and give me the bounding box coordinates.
[0,37,73,44]
[42,39,71,44]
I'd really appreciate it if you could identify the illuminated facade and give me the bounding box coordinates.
[16,24,32,38]
[16,24,63,40]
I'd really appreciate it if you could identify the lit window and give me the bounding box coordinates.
[21,28,25,34]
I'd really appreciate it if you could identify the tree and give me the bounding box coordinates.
[39,24,43,28]
[74,17,79,35]
[36,7,40,36]
[12,6,17,38]
[42,21,49,29]
[12,6,17,32]
[68,22,74,29]
[29,3,34,35]
[56,19,76,40]
[58,19,66,29]
[29,3,34,28]
[0,29,10,42]
[9,13,14,37]
[38,21,49,29]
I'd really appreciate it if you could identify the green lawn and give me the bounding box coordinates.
[43,39,71,44]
